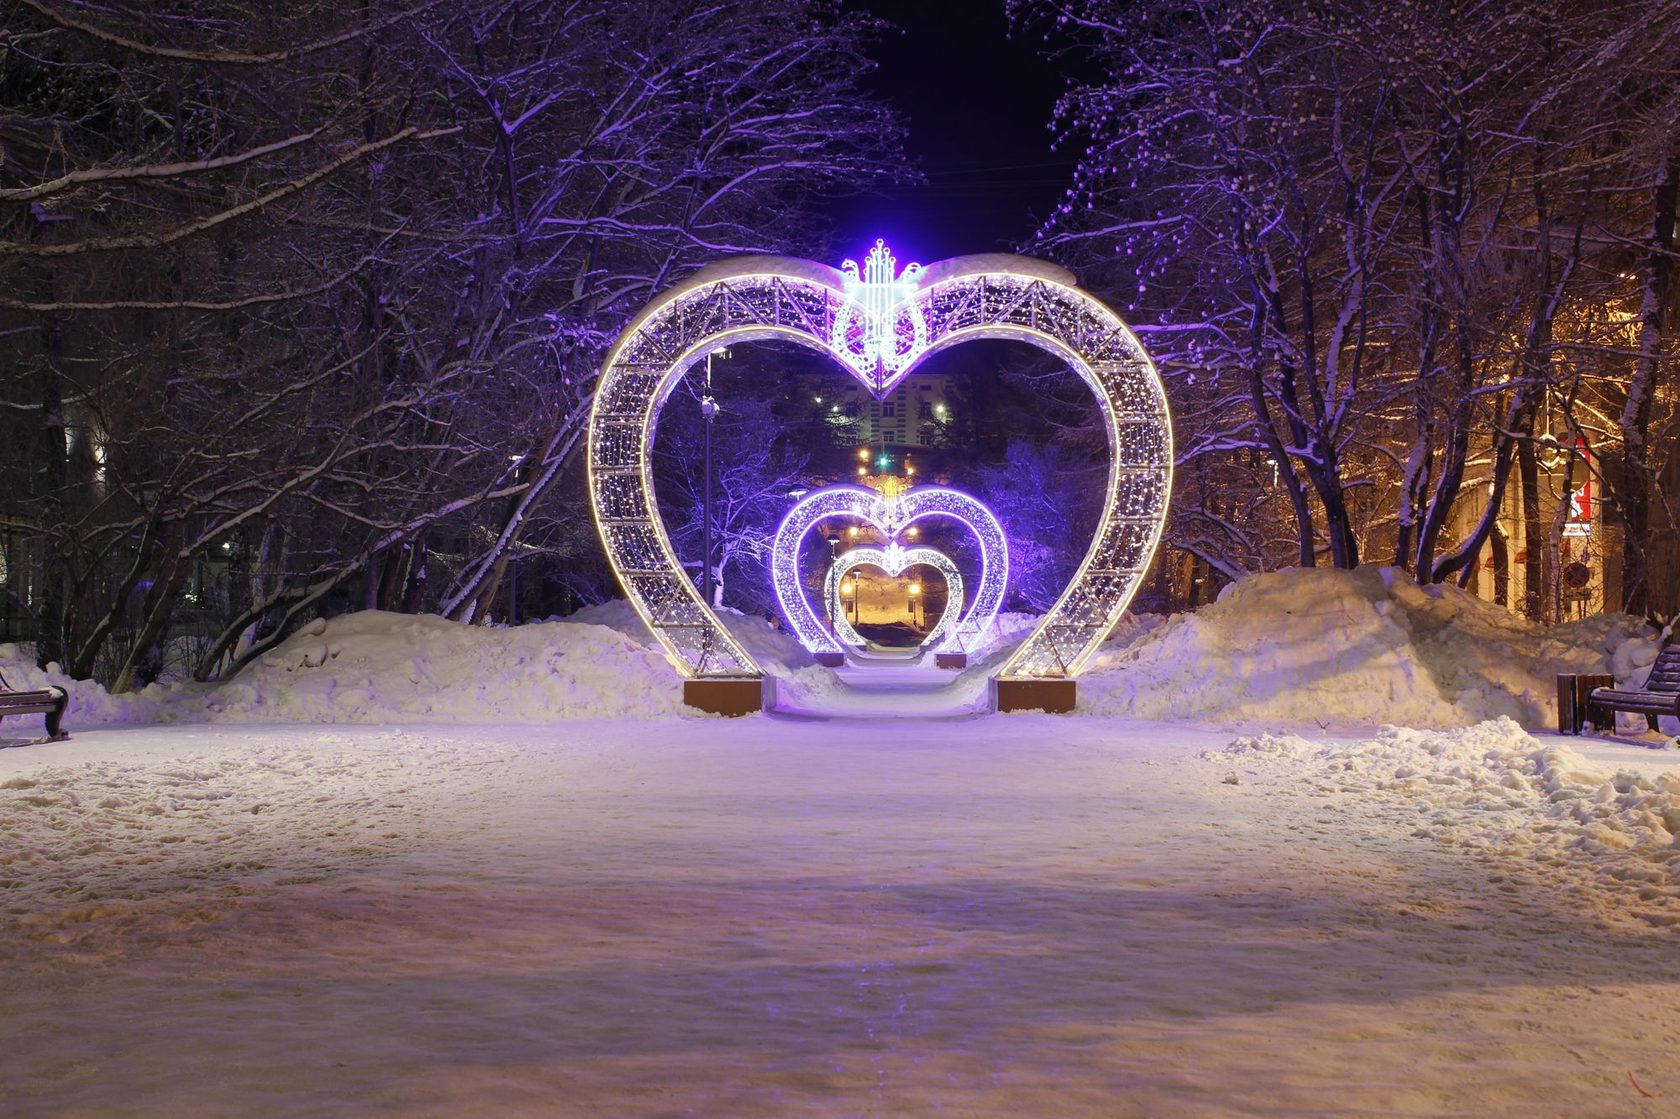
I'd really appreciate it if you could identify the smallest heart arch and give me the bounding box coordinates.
[825,543,965,652]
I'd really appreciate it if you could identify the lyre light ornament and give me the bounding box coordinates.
[585,238,1172,682]
[823,544,965,652]
[834,239,928,388]
[770,484,1009,657]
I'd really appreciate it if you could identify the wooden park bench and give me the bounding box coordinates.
[1588,645,1680,736]
[0,668,69,742]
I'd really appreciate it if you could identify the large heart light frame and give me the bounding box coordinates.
[771,483,1007,657]
[587,242,1173,680]
[825,544,964,652]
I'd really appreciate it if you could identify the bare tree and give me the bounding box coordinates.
[1021,0,1679,615]
[0,0,905,687]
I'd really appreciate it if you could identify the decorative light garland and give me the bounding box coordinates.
[585,241,1173,681]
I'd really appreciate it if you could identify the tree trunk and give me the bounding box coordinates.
[1518,439,1544,621]
[1619,145,1677,614]
[1490,524,1509,606]
[401,534,429,614]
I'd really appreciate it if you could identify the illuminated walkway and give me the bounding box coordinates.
[767,652,991,719]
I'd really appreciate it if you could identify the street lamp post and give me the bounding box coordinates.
[700,349,727,606]
[827,534,841,632]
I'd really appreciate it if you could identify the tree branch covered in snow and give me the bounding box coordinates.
[0,0,907,687]
[1017,0,1679,612]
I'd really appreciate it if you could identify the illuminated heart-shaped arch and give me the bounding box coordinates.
[824,544,964,652]
[587,242,1172,680]
[770,483,1007,657]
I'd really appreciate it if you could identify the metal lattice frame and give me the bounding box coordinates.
[586,251,1172,680]
[824,545,964,652]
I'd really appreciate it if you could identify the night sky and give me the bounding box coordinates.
[832,0,1077,262]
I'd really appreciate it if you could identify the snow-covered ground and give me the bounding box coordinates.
[4,716,1679,1117]
[4,567,1678,1115]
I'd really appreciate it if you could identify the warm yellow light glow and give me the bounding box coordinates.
[857,447,869,461]
[856,465,867,476]
[909,582,922,596]
[906,526,919,538]
[840,580,854,596]
[847,526,859,538]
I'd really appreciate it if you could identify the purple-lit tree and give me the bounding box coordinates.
[654,390,812,615]
[0,0,905,686]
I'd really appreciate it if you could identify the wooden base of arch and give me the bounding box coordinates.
[683,678,767,717]
[813,652,846,667]
[935,652,968,670]
[991,677,1076,714]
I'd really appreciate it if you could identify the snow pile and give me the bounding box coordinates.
[0,613,700,728]
[1080,566,1652,729]
[195,612,695,723]
[0,603,838,730]
[0,566,1656,731]
[1211,717,1680,927]
[0,644,170,727]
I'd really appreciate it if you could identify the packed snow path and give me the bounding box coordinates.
[4,717,1679,1117]
[770,656,992,719]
